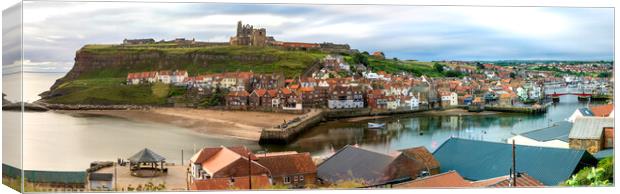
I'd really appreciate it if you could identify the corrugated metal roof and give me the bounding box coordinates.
[569,117,614,139]
[23,170,86,184]
[521,121,572,142]
[433,138,597,186]
[317,145,395,184]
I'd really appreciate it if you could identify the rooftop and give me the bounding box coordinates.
[433,138,597,185]
[520,121,572,142]
[569,117,614,140]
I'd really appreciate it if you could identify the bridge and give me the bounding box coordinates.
[547,92,593,103]
[548,92,592,97]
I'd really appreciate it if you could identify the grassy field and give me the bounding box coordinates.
[344,54,445,77]
[77,45,326,79]
[46,78,169,105]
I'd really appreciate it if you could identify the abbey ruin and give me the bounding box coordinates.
[122,21,352,53]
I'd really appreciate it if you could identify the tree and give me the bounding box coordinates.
[510,72,517,79]
[444,70,462,77]
[352,52,369,66]
[564,157,613,186]
[598,72,611,78]
[433,63,445,73]
[200,86,227,107]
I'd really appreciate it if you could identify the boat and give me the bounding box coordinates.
[368,122,386,129]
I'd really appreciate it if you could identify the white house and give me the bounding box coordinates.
[171,70,188,85]
[402,96,419,110]
[567,108,594,123]
[158,71,172,84]
[338,63,350,72]
[449,92,458,106]
[386,97,400,110]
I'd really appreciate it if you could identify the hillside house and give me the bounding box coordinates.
[226,90,250,109]
[327,85,364,109]
[171,70,189,85]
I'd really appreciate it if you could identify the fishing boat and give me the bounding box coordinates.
[368,122,386,129]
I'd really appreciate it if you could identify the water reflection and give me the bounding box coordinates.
[266,92,602,157]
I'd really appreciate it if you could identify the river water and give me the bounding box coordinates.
[1,73,600,171]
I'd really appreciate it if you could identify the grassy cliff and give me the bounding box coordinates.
[43,44,327,105]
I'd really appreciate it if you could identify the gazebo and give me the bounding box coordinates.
[127,148,167,177]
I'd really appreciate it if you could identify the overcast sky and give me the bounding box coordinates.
[3,1,615,73]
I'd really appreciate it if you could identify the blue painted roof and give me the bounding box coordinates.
[433,138,597,186]
[578,108,594,116]
[520,121,572,142]
[593,149,614,160]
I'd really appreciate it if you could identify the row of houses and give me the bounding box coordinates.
[127,70,285,92]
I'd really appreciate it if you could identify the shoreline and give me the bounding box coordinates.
[412,108,502,116]
[55,108,300,141]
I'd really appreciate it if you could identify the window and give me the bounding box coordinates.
[283,176,291,184]
[299,175,304,181]
[294,176,299,182]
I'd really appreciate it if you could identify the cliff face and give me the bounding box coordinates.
[48,45,321,92]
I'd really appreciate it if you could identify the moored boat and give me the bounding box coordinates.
[368,122,386,129]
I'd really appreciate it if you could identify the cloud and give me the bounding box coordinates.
[17,1,614,73]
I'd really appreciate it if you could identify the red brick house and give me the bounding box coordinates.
[256,152,317,188]
[249,89,267,107]
[226,90,250,109]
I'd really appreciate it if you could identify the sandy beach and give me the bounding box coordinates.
[56,108,300,141]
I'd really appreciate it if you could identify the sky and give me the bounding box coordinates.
[2,1,615,73]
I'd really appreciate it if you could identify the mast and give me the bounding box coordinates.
[512,139,517,187]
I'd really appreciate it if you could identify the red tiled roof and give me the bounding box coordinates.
[190,175,272,190]
[256,152,316,177]
[396,171,544,188]
[228,91,250,97]
[399,147,440,170]
[590,104,613,117]
[267,90,278,97]
[280,88,292,95]
[298,87,315,93]
[394,171,471,188]
[253,89,267,97]
[474,173,544,187]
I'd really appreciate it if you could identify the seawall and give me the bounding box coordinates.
[259,107,428,144]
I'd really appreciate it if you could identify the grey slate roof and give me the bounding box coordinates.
[128,148,166,163]
[521,121,572,142]
[569,117,614,140]
[433,138,597,186]
[317,145,396,184]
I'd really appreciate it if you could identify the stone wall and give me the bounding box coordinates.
[569,138,603,154]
